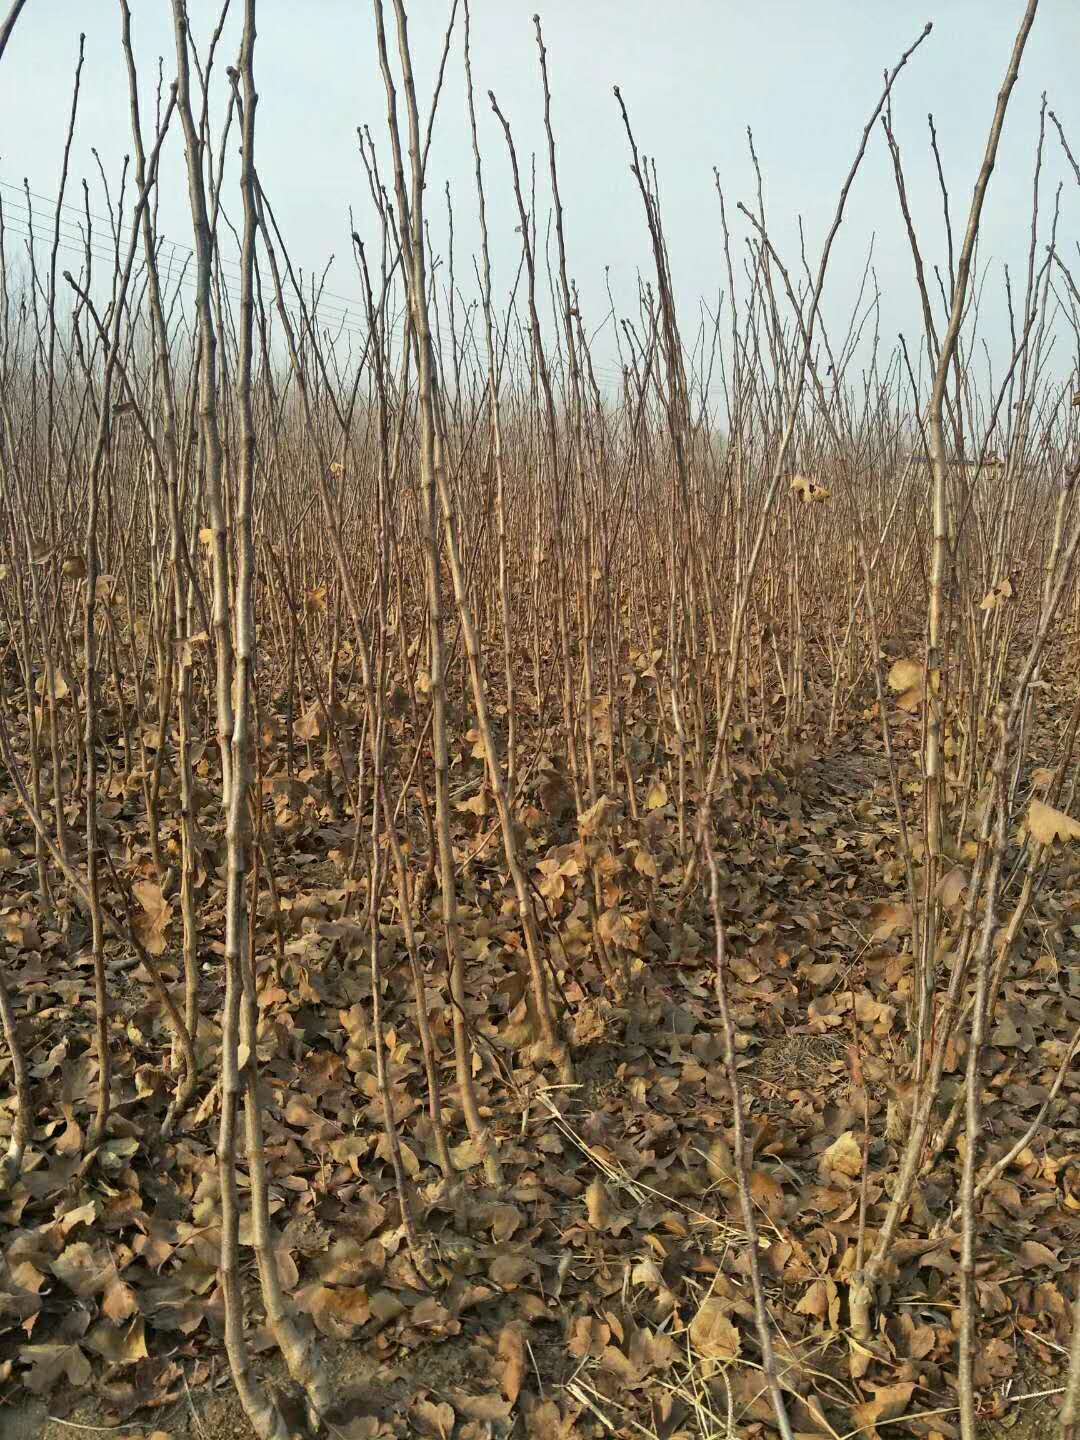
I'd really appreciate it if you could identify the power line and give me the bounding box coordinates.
[0,204,372,343]
[0,177,634,380]
[1,177,378,327]
[1,185,378,344]
[2,176,632,388]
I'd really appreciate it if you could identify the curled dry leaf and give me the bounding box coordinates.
[819,1130,863,1180]
[979,575,1014,610]
[791,473,831,503]
[498,1323,526,1405]
[585,1176,610,1229]
[705,1135,737,1196]
[578,793,616,838]
[936,863,969,908]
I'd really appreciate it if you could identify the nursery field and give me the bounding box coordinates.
[0,1,1078,1437]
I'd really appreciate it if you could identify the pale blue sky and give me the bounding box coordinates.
[2,1,1079,393]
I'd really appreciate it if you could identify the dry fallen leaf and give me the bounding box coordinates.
[980,576,1014,610]
[132,880,173,957]
[644,780,668,811]
[451,1391,513,1422]
[498,1323,526,1406]
[103,1273,139,1323]
[296,1283,371,1338]
[887,657,922,692]
[410,1398,455,1440]
[791,473,831,503]
[585,1176,611,1229]
[20,1342,92,1394]
[488,1254,534,1289]
[870,899,912,940]
[1028,797,1080,845]
[851,1381,915,1438]
[50,1242,111,1298]
[819,1130,863,1179]
[525,1399,580,1440]
[936,864,968,908]
[689,1297,741,1361]
[579,794,616,838]
[84,1316,149,1364]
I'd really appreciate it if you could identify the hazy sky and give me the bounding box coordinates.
[2,1,1079,394]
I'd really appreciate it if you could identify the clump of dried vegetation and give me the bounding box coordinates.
[0,0,1078,1438]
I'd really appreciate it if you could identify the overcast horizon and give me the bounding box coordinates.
[2,1,1079,402]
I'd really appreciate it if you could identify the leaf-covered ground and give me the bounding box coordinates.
[0,665,1077,1440]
